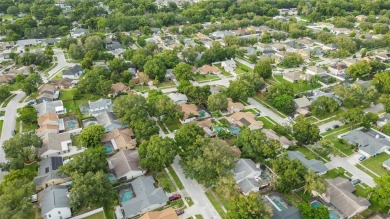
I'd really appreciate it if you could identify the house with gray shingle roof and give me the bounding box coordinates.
[34,157,69,190]
[39,185,71,219]
[233,159,268,196]
[62,65,84,79]
[287,151,328,175]
[121,176,168,218]
[35,100,66,117]
[95,111,124,132]
[340,129,390,157]
[107,149,146,181]
[271,206,302,219]
[322,177,370,218]
[89,98,113,116]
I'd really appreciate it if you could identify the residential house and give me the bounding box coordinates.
[294,97,311,116]
[297,38,315,47]
[55,77,77,89]
[296,49,311,60]
[262,129,293,149]
[17,39,40,47]
[121,176,168,218]
[210,30,235,39]
[271,206,302,219]
[179,104,199,123]
[35,100,66,117]
[356,15,367,22]
[139,208,178,219]
[322,177,370,218]
[344,59,359,67]
[382,158,390,171]
[340,129,390,158]
[39,133,72,158]
[221,59,237,73]
[227,98,244,113]
[377,114,390,128]
[89,98,113,116]
[36,84,59,103]
[375,52,390,61]
[34,157,69,190]
[322,43,338,51]
[256,43,274,53]
[0,74,15,84]
[287,151,328,175]
[36,112,63,137]
[95,111,125,132]
[198,65,221,75]
[62,65,84,79]
[101,128,137,150]
[329,62,347,75]
[107,149,146,181]
[278,8,298,16]
[306,66,326,76]
[333,28,352,35]
[195,32,210,41]
[71,28,88,38]
[227,112,263,130]
[110,82,130,97]
[233,159,267,195]
[283,72,301,83]
[40,185,71,219]
[168,93,188,105]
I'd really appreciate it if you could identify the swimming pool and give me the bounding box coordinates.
[121,189,133,203]
[311,201,340,219]
[272,199,287,211]
[104,145,113,154]
[229,126,240,135]
[67,121,77,129]
[107,174,116,183]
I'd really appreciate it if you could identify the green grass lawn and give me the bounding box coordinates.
[51,72,62,81]
[256,116,276,129]
[153,171,176,193]
[133,85,150,92]
[304,116,318,123]
[195,215,204,219]
[165,120,182,132]
[63,100,77,114]
[235,62,253,74]
[296,147,318,160]
[314,108,344,120]
[274,75,321,94]
[296,190,311,202]
[168,166,184,190]
[242,108,257,114]
[193,74,220,82]
[361,153,390,177]
[157,81,176,88]
[323,167,352,179]
[84,211,106,219]
[185,197,194,207]
[2,94,17,107]
[0,120,3,137]
[331,138,355,156]
[157,121,169,134]
[59,89,76,100]
[205,191,227,219]
[0,111,4,117]
[214,64,233,77]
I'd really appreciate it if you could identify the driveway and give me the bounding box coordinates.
[318,121,344,134]
[247,98,289,125]
[325,155,375,187]
[172,156,222,219]
[0,91,26,181]
[43,49,75,82]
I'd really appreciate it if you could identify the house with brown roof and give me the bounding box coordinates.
[101,128,137,150]
[110,82,131,97]
[179,103,200,123]
[227,112,263,130]
[227,98,245,114]
[321,177,370,218]
[37,84,59,103]
[107,149,146,181]
[0,74,15,85]
[283,72,301,83]
[36,125,60,138]
[39,133,72,158]
[139,207,178,219]
[198,65,221,75]
[38,112,59,127]
[261,129,293,149]
[54,78,76,89]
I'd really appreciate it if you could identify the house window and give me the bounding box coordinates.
[58,211,61,214]
[48,215,51,218]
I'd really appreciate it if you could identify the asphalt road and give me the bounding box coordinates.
[0,91,26,181]
[172,156,222,219]
[43,49,75,83]
[318,120,344,134]
[247,97,290,125]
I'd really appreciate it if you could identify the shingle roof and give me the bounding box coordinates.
[89,98,112,111]
[35,100,64,117]
[40,185,70,217]
[95,111,121,129]
[34,157,67,186]
[62,65,82,76]
[294,97,311,108]
[122,176,168,217]
[107,149,144,179]
[271,206,302,219]
[341,130,390,156]
[39,133,71,157]
[287,151,328,173]
[101,128,136,150]
[233,159,264,194]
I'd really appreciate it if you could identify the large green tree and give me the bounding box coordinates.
[78,125,105,147]
[207,93,228,112]
[0,85,11,102]
[138,135,178,171]
[228,193,272,219]
[144,58,167,82]
[173,62,194,81]
[17,105,38,125]
[310,96,339,117]
[298,203,329,219]
[84,35,103,51]
[279,53,304,68]
[303,170,326,194]
[372,71,390,94]
[271,155,307,193]
[292,117,321,145]
[147,90,181,123]
[254,59,272,78]
[370,176,390,209]
[345,61,372,78]
[175,123,204,152]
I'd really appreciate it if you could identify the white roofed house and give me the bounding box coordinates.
[221,59,237,73]
[35,100,66,117]
[95,111,125,132]
[305,66,326,76]
[382,158,390,171]
[233,159,268,195]
[89,98,113,117]
[107,149,146,181]
[167,93,188,105]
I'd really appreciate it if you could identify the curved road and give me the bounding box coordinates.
[43,49,75,83]
[0,91,26,181]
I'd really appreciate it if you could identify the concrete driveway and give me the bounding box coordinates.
[325,155,375,187]
[0,91,26,181]
[319,121,344,134]
[172,156,222,219]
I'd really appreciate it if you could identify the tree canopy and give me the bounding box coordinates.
[78,125,105,147]
[228,193,272,219]
[254,59,272,78]
[310,96,339,117]
[293,117,321,145]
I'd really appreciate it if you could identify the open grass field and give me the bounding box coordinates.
[361,153,390,177]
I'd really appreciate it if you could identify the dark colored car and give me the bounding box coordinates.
[325,127,332,131]
[12,130,16,136]
[351,179,361,185]
[169,194,181,201]
[333,124,340,128]
[176,209,185,216]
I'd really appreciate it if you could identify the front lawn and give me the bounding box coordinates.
[314,108,344,120]
[323,167,352,179]
[157,81,176,88]
[256,117,276,129]
[84,211,105,219]
[273,75,321,94]
[193,74,220,82]
[332,139,355,156]
[235,62,253,74]
[133,85,150,92]
[153,171,176,193]
[361,153,390,177]
[164,119,182,132]
[296,147,318,160]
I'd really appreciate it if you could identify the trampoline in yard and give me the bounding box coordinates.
[121,189,134,203]
[104,144,113,154]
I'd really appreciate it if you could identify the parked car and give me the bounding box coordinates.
[176,209,184,216]
[333,124,340,128]
[351,179,361,185]
[169,194,181,201]
[359,155,366,161]
[255,113,261,117]
[12,130,16,136]
[325,127,332,131]
[27,101,35,106]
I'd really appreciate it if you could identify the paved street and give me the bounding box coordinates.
[0,91,26,181]
[172,156,221,219]
[43,49,75,82]
[325,155,375,187]
[247,97,289,125]
[318,120,344,134]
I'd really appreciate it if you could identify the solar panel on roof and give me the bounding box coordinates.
[51,157,63,170]
[239,118,251,126]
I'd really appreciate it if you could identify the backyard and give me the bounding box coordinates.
[84,210,106,219]
[273,75,321,94]
[360,153,390,177]
[235,62,253,74]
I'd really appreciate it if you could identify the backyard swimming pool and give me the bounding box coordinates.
[104,145,113,154]
[272,199,287,211]
[311,201,340,219]
[121,189,133,203]
[67,121,77,129]
[108,174,116,183]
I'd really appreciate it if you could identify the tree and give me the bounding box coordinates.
[70,171,116,211]
[6,6,19,16]
[373,23,389,34]
[157,50,179,69]
[109,58,129,74]
[173,62,194,81]
[293,117,321,145]
[68,44,85,60]
[363,112,379,128]
[185,85,211,106]
[0,169,35,218]
[298,203,329,219]
[279,53,304,68]
[138,135,177,171]
[272,94,295,115]
[207,93,228,112]
[3,132,42,169]
[228,193,272,219]
[310,96,339,117]
[81,57,93,69]
[44,46,54,56]
[181,137,238,186]
[304,170,326,194]
[341,108,364,130]
[235,127,280,160]
[144,58,167,82]
[132,119,159,141]
[372,71,390,94]
[84,35,103,51]
[379,95,390,113]
[254,59,272,78]
[147,91,181,122]
[248,54,257,63]
[78,125,105,147]
[271,155,307,193]
[345,61,372,78]
[59,147,108,176]
[17,105,37,125]
[0,85,11,102]
[175,124,204,152]
[382,123,390,136]
[215,175,240,199]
